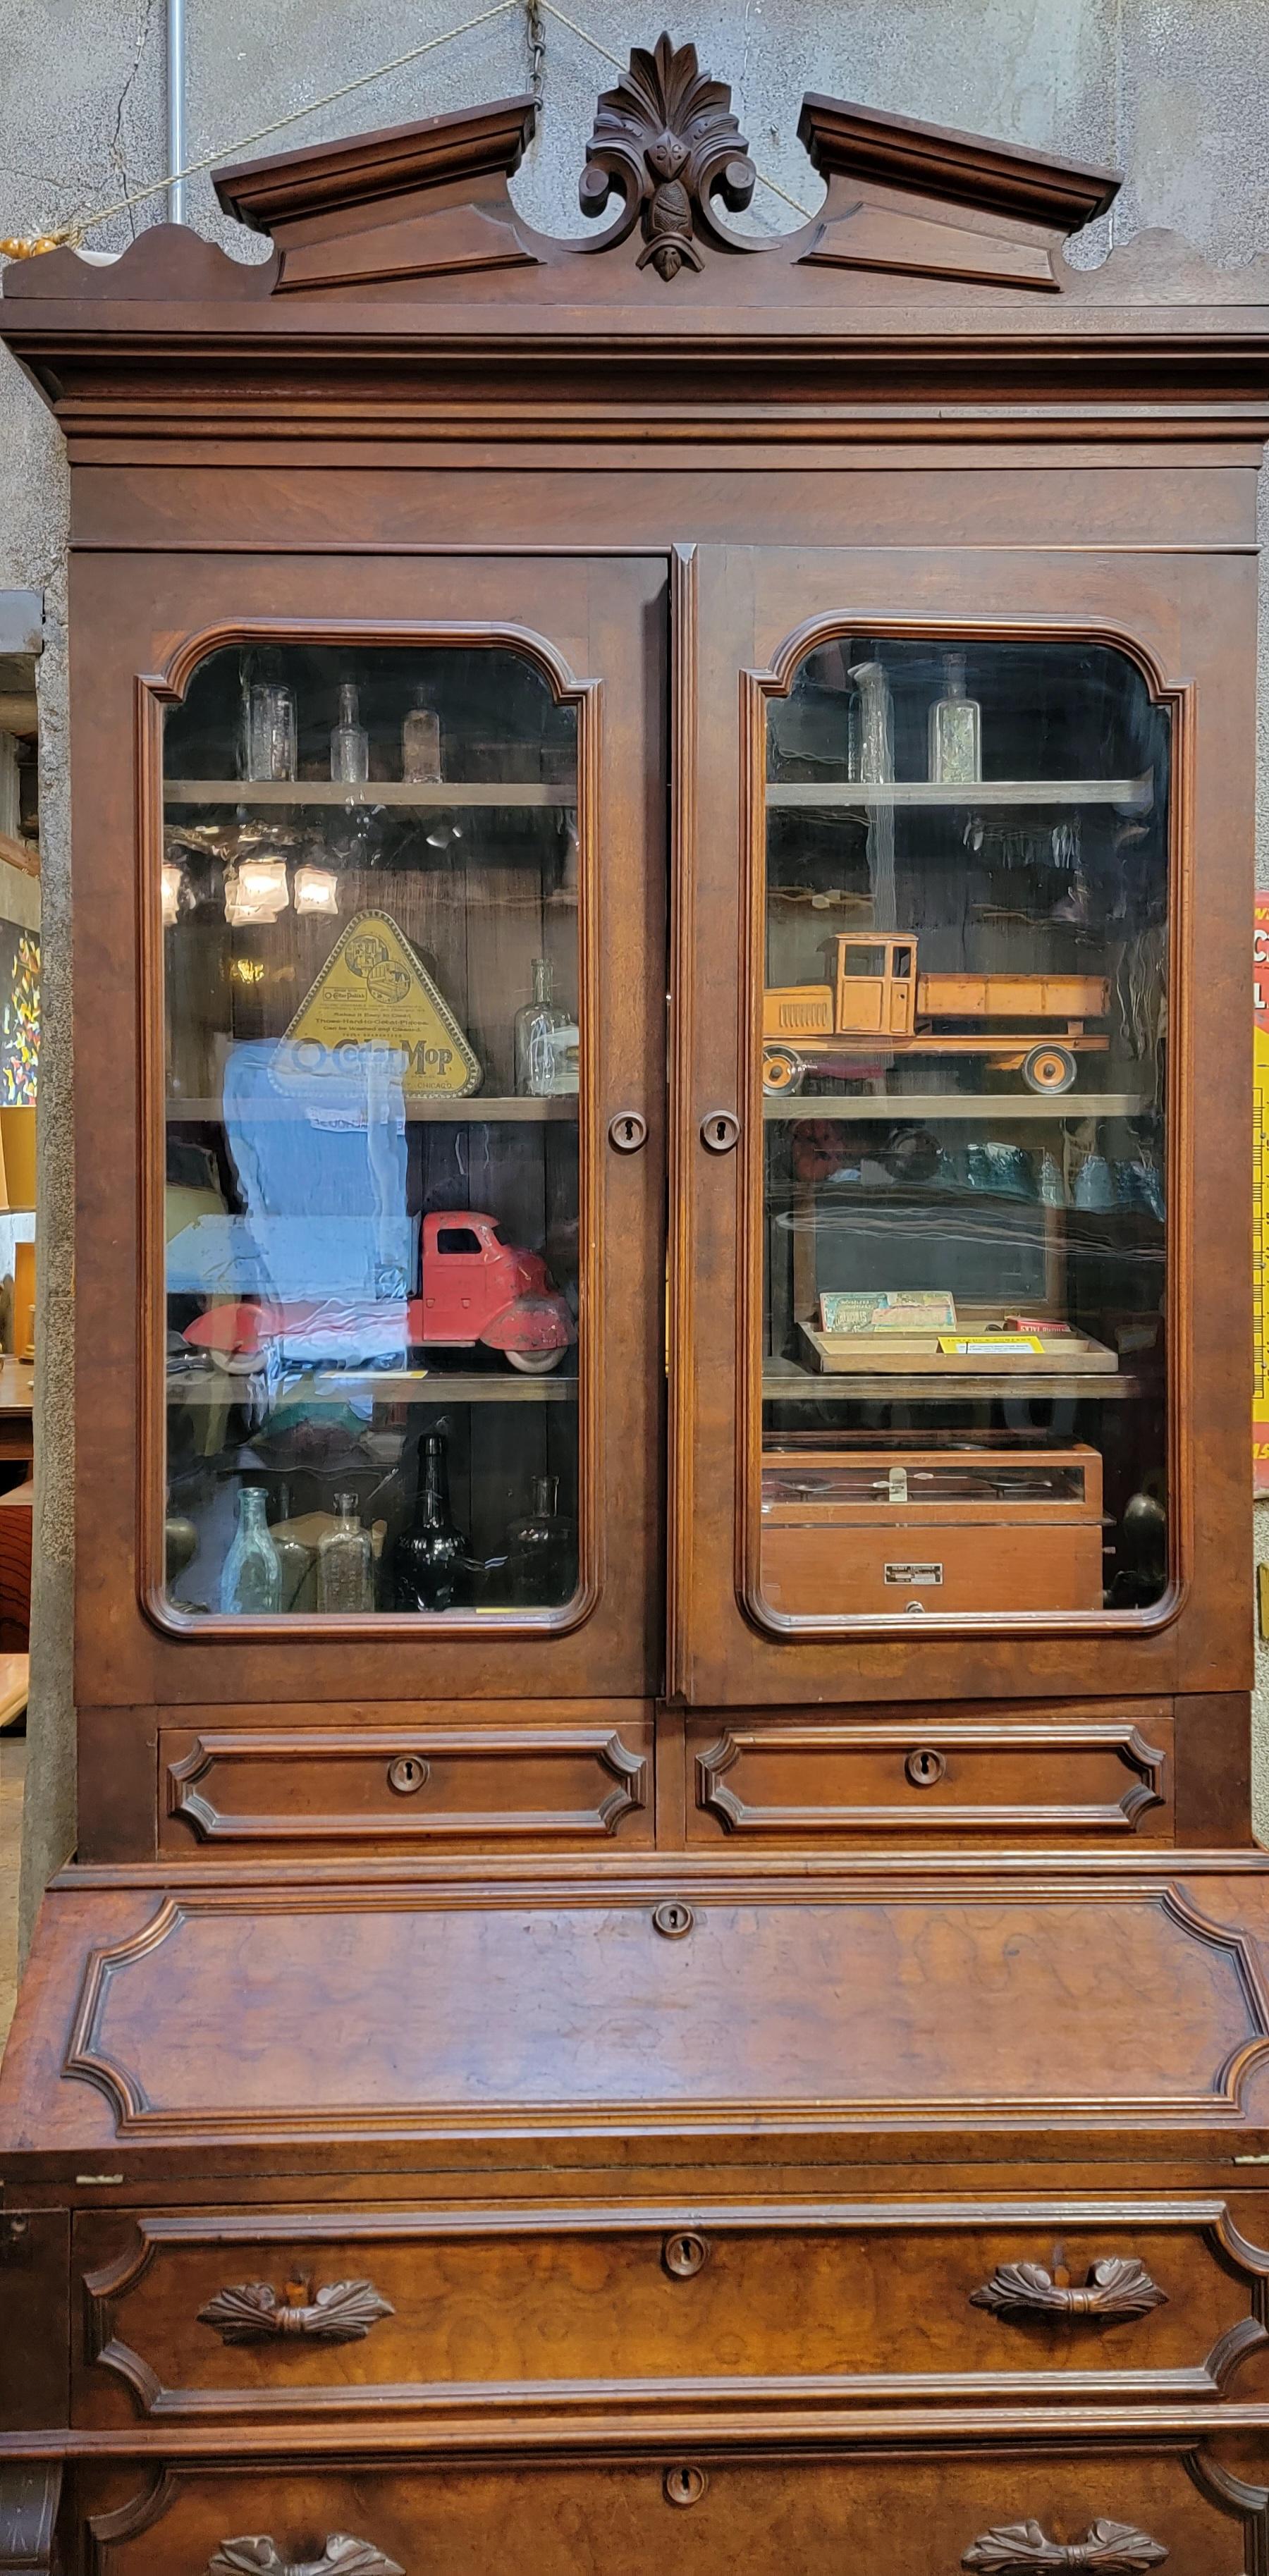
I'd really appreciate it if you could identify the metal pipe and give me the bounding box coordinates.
[167,0,187,224]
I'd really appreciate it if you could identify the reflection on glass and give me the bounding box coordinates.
[759,635,1169,1624]
[163,642,581,1619]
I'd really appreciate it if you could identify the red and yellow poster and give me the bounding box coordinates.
[1254,900,1269,1492]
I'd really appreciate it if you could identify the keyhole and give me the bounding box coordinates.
[663,2230,709,2278]
[700,1110,740,1153]
[664,2465,708,2507]
[388,1754,430,1796]
[608,1110,647,1153]
[653,1900,694,1939]
[905,1746,945,1789]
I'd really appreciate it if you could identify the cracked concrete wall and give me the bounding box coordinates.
[2,4,1268,1946]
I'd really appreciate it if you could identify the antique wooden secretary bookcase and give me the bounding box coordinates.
[7,30,1269,2570]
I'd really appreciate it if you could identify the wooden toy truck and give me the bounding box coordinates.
[762,933,1110,1095]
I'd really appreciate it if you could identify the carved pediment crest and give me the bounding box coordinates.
[579,30,757,278]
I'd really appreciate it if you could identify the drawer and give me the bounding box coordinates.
[80,2446,1268,2576]
[159,1717,652,1848]
[687,1712,1172,1841]
[75,2198,1268,2424]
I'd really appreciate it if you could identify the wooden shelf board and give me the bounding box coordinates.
[166,1095,577,1124]
[164,779,572,809]
[762,1359,1142,1404]
[766,774,1152,812]
[168,1368,577,1408]
[763,1092,1149,1122]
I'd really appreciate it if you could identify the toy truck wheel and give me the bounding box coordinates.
[762,1044,806,1096]
[505,1347,566,1375]
[1022,1043,1077,1095]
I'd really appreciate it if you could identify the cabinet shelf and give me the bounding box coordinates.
[164,778,573,809]
[762,1356,1143,1404]
[168,1368,577,1406]
[766,773,1153,812]
[763,1091,1151,1122]
[166,1095,577,1124]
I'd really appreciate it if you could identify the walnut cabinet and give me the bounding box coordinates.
[4,35,1269,2571]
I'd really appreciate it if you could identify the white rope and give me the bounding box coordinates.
[4,0,520,252]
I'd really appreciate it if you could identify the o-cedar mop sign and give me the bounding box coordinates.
[283,910,482,1100]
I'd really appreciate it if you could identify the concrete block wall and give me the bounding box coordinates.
[2,2,1266,1940]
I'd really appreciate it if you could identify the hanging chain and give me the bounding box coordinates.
[525,0,546,104]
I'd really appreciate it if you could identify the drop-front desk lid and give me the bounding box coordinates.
[6,1863,1269,2184]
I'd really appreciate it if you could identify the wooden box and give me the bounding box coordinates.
[760,1444,1105,1614]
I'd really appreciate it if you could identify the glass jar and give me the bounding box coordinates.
[402,687,442,784]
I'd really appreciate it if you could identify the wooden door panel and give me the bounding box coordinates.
[673,543,1252,1708]
[70,550,667,1712]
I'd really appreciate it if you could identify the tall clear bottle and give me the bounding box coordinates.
[219,1485,282,1614]
[401,685,442,784]
[331,682,369,784]
[392,1430,472,1612]
[928,652,981,785]
[317,1491,375,1612]
[513,955,572,1098]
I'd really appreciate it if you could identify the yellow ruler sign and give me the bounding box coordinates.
[1255,899,1269,1494]
[283,910,481,1100]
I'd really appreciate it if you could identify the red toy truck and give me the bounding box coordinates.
[181,1210,575,1376]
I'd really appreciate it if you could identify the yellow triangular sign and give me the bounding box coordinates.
[283,910,482,1100]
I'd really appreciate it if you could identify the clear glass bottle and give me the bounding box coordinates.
[272,1480,315,1613]
[392,1431,472,1613]
[505,1474,577,1607]
[247,677,297,783]
[846,661,894,783]
[219,1485,282,1614]
[514,955,572,1097]
[331,682,369,784]
[317,1490,375,1612]
[928,652,981,785]
[401,686,442,785]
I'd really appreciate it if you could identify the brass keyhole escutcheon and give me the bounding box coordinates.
[387,1754,431,1796]
[905,1746,945,1789]
[653,1900,694,1939]
[665,2465,709,2508]
[700,1110,740,1153]
[663,2230,709,2278]
[608,1110,649,1153]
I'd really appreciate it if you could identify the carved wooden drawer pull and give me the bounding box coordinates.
[209,2540,402,2576]
[970,2256,1166,2321]
[962,2520,1167,2572]
[197,2276,395,2344]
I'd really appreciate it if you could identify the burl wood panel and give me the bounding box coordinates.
[56,1884,1269,2145]
[686,1712,1173,1843]
[81,2449,1268,2576]
[71,2198,1269,2425]
[159,1719,653,1848]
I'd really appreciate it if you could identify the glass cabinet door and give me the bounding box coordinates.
[757,632,1169,1629]
[161,637,587,1627]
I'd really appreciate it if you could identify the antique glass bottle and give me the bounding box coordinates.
[393,1431,472,1612]
[317,1491,375,1613]
[928,651,981,785]
[846,660,895,783]
[513,955,572,1097]
[505,1474,576,1607]
[401,685,442,784]
[331,681,369,784]
[219,1485,282,1615]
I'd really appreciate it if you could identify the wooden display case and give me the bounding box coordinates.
[4,34,1269,2571]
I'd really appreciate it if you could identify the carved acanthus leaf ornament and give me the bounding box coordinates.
[579,31,757,279]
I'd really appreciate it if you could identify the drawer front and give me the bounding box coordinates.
[82,2448,1268,2576]
[75,2200,1268,2423]
[160,1717,652,1847]
[687,1714,1172,1841]
[760,1519,1104,1616]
